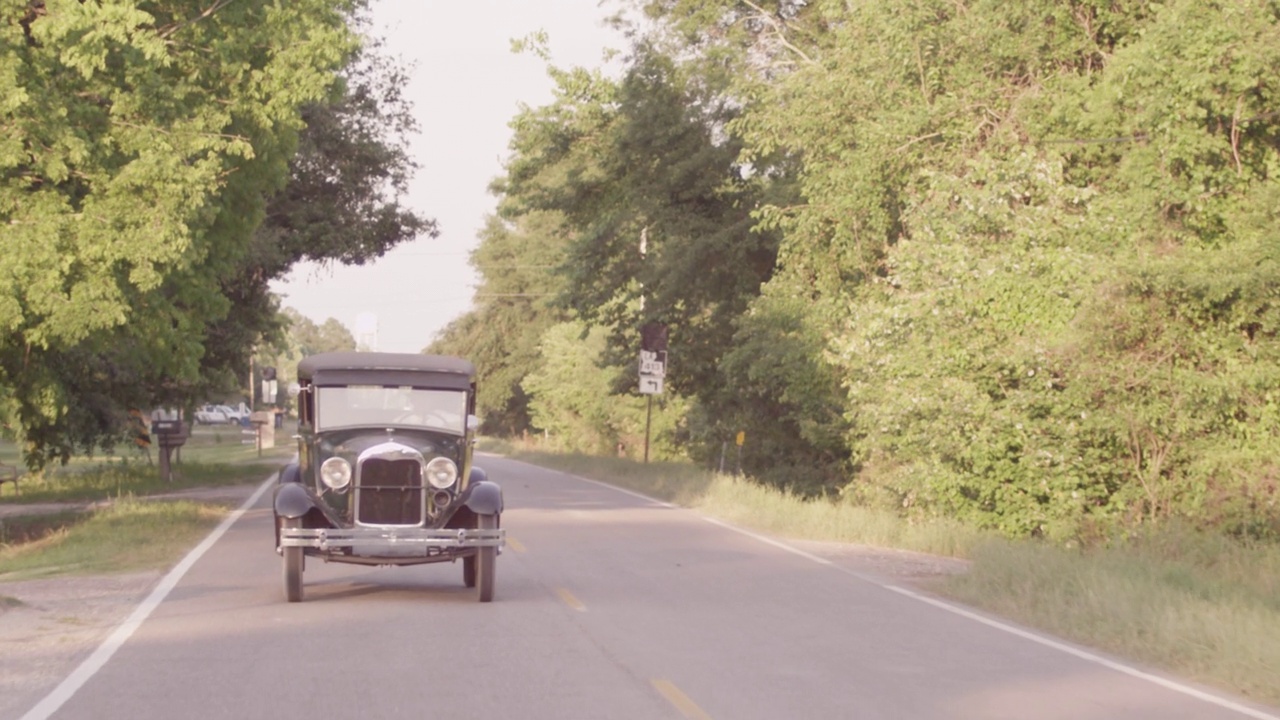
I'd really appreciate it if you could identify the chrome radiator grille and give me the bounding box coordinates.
[355,458,424,525]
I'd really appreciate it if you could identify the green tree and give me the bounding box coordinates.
[738,0,1280,538]
[494,45,781,468]
[523,320,686,458]
[197,26,432,408]
[429,211,570,435]
[282,308,356,358]
[251,307,355,409]
[508,48,778,393]
[0,1,428,468]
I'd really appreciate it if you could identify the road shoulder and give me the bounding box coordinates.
[0,483,263,720]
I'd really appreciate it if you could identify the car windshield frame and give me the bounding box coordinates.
[315,385,468,434]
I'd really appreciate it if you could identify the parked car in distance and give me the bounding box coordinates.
[274,351,504,603]
[216,404,248,425]
[193,404,230,424]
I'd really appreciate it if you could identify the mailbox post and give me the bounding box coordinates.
[151,419,189,483]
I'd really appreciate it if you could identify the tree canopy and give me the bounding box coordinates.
[446,0,1280,541]
[0,0,428,467]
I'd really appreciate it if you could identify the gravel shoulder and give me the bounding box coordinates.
[0,571,162,720]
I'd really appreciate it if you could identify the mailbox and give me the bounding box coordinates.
[151,419,189,483]
[151,420,189,448]
[249,410,275,451]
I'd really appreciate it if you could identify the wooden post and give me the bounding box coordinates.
[158,447,173,483]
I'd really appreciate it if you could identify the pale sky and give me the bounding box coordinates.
[270,0,626,353]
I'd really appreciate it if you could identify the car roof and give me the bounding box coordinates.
[297,352,476,390]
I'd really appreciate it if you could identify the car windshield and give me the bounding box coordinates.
[315,386,467,434]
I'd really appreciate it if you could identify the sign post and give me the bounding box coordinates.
[639,323,668,463]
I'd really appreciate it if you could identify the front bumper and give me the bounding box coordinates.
[280,526,505,557]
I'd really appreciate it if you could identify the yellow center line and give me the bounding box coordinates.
[506,537,527,553]
[651,679,713,720]
[555,587,586,612]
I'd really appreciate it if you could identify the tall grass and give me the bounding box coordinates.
[943,532,1280,705]
[487,445,983,558]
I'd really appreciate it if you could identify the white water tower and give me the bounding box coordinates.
[355,312,378,352]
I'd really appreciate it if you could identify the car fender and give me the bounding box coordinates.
[463,476,503,517]
[273,481,315,520]
[278,462,301,485]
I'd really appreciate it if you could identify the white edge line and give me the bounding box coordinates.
[699,516,834,566]
[532,460,1279,720]
[20,474,279,720]
[878,583,1280,720]
[563,471,677,509]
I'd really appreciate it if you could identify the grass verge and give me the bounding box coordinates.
[1,460,279,505]
[485,440,1280,707]
[0,499,227,580]
[942,533,1280,706]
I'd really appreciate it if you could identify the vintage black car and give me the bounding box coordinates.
[273,352,504,603]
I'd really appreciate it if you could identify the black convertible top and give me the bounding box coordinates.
[298,352,476,390]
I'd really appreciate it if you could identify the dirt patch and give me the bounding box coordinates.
[0,571,160,720]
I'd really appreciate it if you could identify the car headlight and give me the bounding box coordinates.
[320,457,352,490]
[425,457,458,489]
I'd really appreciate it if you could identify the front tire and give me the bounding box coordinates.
[282,517,304,602]
[475,513,497,602]
[462,555,477,588]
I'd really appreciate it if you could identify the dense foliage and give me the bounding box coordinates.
[440,0,1280,542]
[0,0,427,467]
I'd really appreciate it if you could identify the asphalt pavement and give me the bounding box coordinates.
[15,455,1280,720]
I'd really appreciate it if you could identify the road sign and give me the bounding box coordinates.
[641,323,668,353]
[639,350,666,378]
[736,431,745,447]
[639,323,669,463]
[638,345,666,395]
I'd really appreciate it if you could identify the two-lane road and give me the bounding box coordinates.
[17,456,1280,719]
